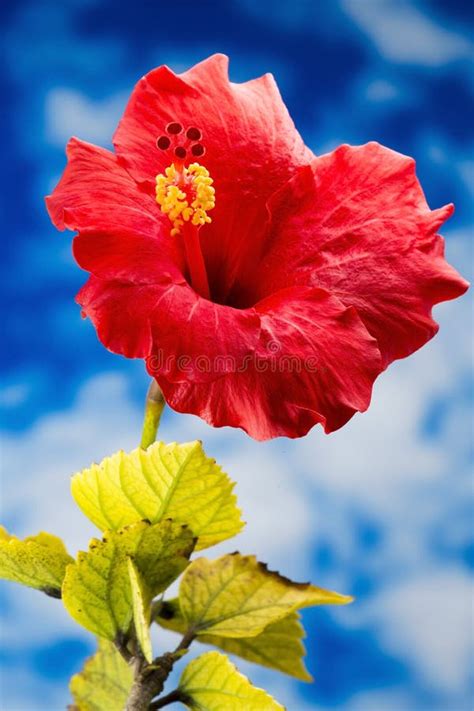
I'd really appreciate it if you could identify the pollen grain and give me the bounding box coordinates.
[155,162,215,236]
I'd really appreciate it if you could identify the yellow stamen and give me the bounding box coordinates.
[155,162,215,236]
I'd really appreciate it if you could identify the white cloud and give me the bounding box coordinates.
[365,79,400,102]
[212,443,314,578]
[342,0,473,66]
[0,666,69,711]
[45,87,127,148]
[346,688,423,710]
[1,373,139,551]
[370,568,474,692]
[0,383,30,408]
[0,583,83,649]
[295,275,471,505]
[296,348,445,510]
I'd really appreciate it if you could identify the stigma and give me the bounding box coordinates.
[154,122,215,236]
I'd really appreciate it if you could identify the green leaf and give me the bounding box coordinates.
[71,440,243,550]
[179,553,353,638]
[0,526,73,597]
[70,638,133,711]
[127,558,152,663]
[62,520,194,641]
[179,651,285,710]
[155,599,312,681]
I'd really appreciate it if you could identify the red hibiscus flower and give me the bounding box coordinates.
[46,54,468,441]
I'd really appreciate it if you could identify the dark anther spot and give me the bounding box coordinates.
[167,122,183,135]
[156,135,171,150]
[174,146,187,159]
[186,127,202,141]
[191,143,205,157]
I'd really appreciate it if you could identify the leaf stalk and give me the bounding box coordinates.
[140,380,165,449]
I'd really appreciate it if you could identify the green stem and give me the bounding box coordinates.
[149,689,190,710]
[140,380,165,449]
[174,629,196,654]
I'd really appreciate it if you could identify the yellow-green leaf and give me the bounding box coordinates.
[70,638,133,711]
[62,520,194,641]
[179,651,284,710]
[179,553,352,638]
[123,519,195,596]
[127,558,152,663]
[155,599,312,681]
[0,527,73,597]
[0,526,9,541]
[71,440,243,550]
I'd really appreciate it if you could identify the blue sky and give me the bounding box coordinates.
[1,0,473,709]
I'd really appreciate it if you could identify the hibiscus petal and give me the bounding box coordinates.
[46,137,159,234]
[147,283,261,384]
[78,275,262,375]
[256,142,469,367]
[154,287,382,440]
[72,228,184,285]
[77,276,162,358]
[46,138,181,283]
[113,54,313,300]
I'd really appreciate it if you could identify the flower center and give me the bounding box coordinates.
[155,123,215,236]
[154,122,214,300]
[155,162,215,236]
